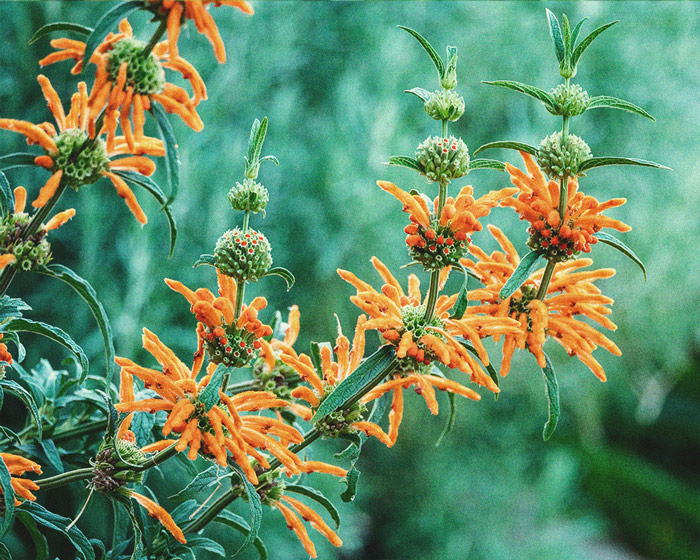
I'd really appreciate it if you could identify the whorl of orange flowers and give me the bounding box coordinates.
[0,453,42,506]
[40,19,206,147]
[147,0,254,63]
[503,152,630,257]
[0,334,12,364]
[462,225,620,381]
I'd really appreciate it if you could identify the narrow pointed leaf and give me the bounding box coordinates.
[113,498,143,560]
[398,26,444,80]
[215,510,268,560]
[404,87,432,103]
[482,80,555,107]
[264,267,295,291]
[169,466,224,502]
[561,14,572,57]
[0,380,41,438]
[457,338,500,394]
[248,117,268,168]
[570,17,588,47]
[468,158,506,172]
[578,157,670,173]
[0,542,9,560]
[340,463,361,503]
[449,264,469,320]
[586,95,654,120]
[387,156,423,173]
[29,22,92,44]
[199,364,230,411]
[193,254,215,268]
[595,231,646,281]
[312,345,396,423]
[228,462,262,556]
[150,101,180,203]
[286,485,341,529]
[545,9,566,64]
[257,154,278,167]
[81,0,143,73]
[435,391,456,447]
[0,153,37,172]
[21,501,95,560]
[571,21,618,68]
[16,511,49,560]
[0,455,15,538]
[498,251,542,299]
[0,172,14,218]
[36,264,115,384]
[474,141,538,156]
[541,352,560,440]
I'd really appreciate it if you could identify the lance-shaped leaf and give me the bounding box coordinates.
[387,156,423,173]
[199,364,229,411]
[545,9,566,65]
[570,20,618,69]
[3,318,88,382]
[570,17,589,48]
[595,231,646,281]
[435,391,456,447]
[110,496,143,560]
[0,455,15,538]
[245,117,268,177]
[1,380,42,438]
[169,465,226,502]
[482,80,555,107]
[541,352,560,441]
[193,254,215,268]
[457,338,500,394]
[578,157,670,173]
[264,267,295,291]
[0,153,37,172]
[498,251,543,300]
[16,511,49,560]
[111,169,178,258]
[474,141,538,157]
[0,171,14,219]
[0,542,9,560]
[449,263,469,320]
[36,264,115,384]
[29,22,93,45]
[341,463,361,503]
[587,95,654,120]
[285,485,341,529]
[561,14,572,58]
[215,510,268,560]
[81,0,143,73]
[150,101,180,203]
[468,158,506,172]
[228,462,263,557]
[312,345,396,423]
[21,501,95,560]
[0,296,31,325]
[398,26,444,80]
[404,87,431,103]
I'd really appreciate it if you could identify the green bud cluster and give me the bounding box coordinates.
[507,284,538,315]
[228,178,269,214]
[390,304,447,369]
[91,441,145,494]
[546,84,590,117]
[407,220,469,270]
[416,135,470,182]
[53,129,110,189]
[536,131,591,178]
[252,354,301,401]
[0,213,51,271]
[203,323,262,368]
[107,37,166,95]
[214,227,272,282]
[316,394,367,439]
[424,89,465,122]
[234,470,285,506]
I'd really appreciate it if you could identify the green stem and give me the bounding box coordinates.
[51,419,108,444]
[142,19,167,58]
[180,489,238,535]
[441,119,448,138]
[134,443,179,471]
[36,467,93,491]
[535,260,555,300]
[242,210,250,232]
[424,176,448,321]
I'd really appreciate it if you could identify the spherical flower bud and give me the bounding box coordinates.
[405,220,469,270]
[107,37,166,95]
[424,90,465,122]
[546,84,590,117]
[53,129,110,189]
[214,227,272,282]
[415,135,470,183]
[0,214,52,272]
[441,64,458,90]
[526,219,579,263]
[536,132,591,178]
[228,178,269,214]
[203,323,263,368]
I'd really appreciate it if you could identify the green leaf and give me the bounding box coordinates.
[149,101,180,204]
[81,0,143,74]
[193,254,215,268]
[36,264,115,385]
[214,510,268,560]
[39,440,63,473]
[257,154,279,167]
[169,465,225,502]
[17,511,49,560]
[246,117,268,175]
[312,345,396,423]
[29,22,93,44]
[570,17,589,47]
[340,463,361,503]
[561,13,572,57]
[449,263,469,320]
[199,364,229,411]
[264,267,295,291]
[0,379,42,438]
[435,391,456,447]
[595,231,646,281]
[387,155,423,173]
[0,296,30,325]
[3,318,88,382]
[473,141,538,156]
[498,251,542,300]
[0,171,14,218]
[181,537,225,557]
[228,463,262,557]
[117,497,144,560]
[398,26,444,81]
[0,153,37,172]
[21,501,95,560]
[404,87,431,103]
[468,158,506,172]
[545,9,566,64]
[570,21,618,69]
[309,341,327,378]
[482,80,555,107]
[586,95,654,120]
[0,542,9,560]
[458,338,500,395]
[285,485,341,529]
[578,157,670,173]
[110,169,178,258]
[541,352,560,441]
[0,455,15,538]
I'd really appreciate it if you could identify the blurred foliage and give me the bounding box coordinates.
[1,1,699,559]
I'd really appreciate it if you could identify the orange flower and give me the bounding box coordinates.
[165,270,273,368]
[462,225,620,381]
[40,19,206,148]
[115,327,318,484]
[339,257,519,393]
[0,453,42,506]
[0,75,164,224]
[503,152,630,260]
[378,180,516,269]
[131,491,186,544]
[146,0,254,63]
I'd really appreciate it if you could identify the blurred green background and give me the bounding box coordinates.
[1,1,699,559]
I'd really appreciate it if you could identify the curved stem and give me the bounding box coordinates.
[134,443,178,471]
[36,467,93,491]
[181,489,238,535]
[51,419,108,444]
[142,19,167,58]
